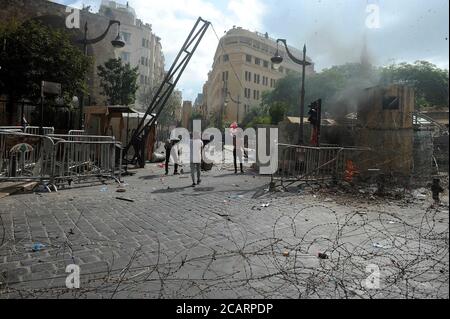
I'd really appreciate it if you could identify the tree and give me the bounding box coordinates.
[241,104,271,129]
[97,58,139,105]
[380,61,449,108]
[190,110,203,121]
[263,61,449,117]
[269,101,288,124]
[0,20,91,110]
[138,83,182,128]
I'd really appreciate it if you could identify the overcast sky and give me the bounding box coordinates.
[54,0,449,102]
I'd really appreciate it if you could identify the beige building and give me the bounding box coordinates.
[204,27,315,124]
[98,0,165,110]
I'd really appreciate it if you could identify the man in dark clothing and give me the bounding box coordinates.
[164,138,180,175]
[233,137,244,174]
[431,178,444,207]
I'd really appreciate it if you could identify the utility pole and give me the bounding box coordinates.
[299,44,307,145]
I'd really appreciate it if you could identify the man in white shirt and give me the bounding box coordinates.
[190,132,204,187]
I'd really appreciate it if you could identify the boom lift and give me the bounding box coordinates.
[124,17,210,168]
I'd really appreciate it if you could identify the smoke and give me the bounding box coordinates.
[305,25,369,69]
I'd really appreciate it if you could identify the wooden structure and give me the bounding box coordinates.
[84,106,157,161]
[356,85,415,178]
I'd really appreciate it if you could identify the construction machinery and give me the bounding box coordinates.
[124,17,210,168]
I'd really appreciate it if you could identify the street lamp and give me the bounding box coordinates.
[271,39,311,145]
[77,20,125,129]
[224,90,241,124]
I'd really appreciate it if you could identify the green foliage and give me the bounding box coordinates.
[190,110,203,121]
[380,61,449,108]
[97,58,139,105]
[139,83,182,128]
[262,61,448,116]
[0,20,91,105]
[241,104,271,129]
[268,101,288,124]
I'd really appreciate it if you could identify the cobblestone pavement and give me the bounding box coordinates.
[0,163,448,299]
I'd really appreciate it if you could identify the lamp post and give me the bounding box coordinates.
[77,20,125,129]
[224,90,241,124]
[271,39,311,145]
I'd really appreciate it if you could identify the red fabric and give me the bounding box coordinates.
[310,128,319,146]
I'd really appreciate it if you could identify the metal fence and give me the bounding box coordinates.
[68,130,85,136]
[0,131,54,182]
[273,143,369,187]
[0,130,122,188]
[24,126,55,135]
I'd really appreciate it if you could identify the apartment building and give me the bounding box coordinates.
[204,27,315,124]
[98,0,165,110]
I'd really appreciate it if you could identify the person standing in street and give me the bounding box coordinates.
[230,122,244,174]
[431,178,445,207]
[190,132,203,187]
[164,137,180,175]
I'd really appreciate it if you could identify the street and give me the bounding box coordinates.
[0,163,448,299]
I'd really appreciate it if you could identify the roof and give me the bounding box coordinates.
[285,117,337,126]
[84,105,141,115]
[285,116,310,124]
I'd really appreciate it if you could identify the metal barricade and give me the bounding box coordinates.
[24,126,54,135]
[0,131,54,183]
[47,134,122,185]
[0,131,122,187]
[68,130,85,136]
[274,143,368,186]
[0,126,24,132]
[51,139,120,185]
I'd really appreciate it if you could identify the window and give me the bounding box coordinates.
[222,71,229,82]
[244,88,251,98]
[141,57,145,65]
[255,58,261,65]
[263,60,269,68]
[262,76,268,86]
[253,90,260,100]
[383,96,400,110]
[121,52,130,62]
[223,54,229,62]
[140,75,145,84]
[246,54,252,63]
[245,71,252,82]
[254,74,261,84]
[121,32,131,44]
[142,39,150,48]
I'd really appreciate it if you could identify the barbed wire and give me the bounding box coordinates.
[0,186,448,299]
